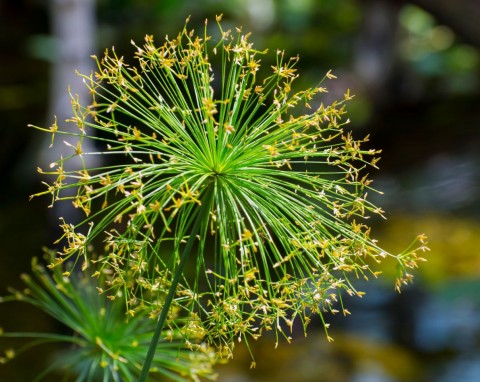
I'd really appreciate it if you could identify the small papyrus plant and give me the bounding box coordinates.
[22,15,427,379]
[0,252,217,381]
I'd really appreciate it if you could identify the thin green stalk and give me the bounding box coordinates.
[139,192,211,382]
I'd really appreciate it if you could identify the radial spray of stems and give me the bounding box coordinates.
[0,253,217,382]
[30,15,428,377]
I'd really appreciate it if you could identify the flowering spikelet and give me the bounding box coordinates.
[30,17,427,354]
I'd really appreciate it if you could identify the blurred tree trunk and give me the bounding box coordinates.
[43,0,97,226]
[354,0,401,105]
[48,0,96,122]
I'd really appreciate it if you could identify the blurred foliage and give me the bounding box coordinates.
[93,0,365,93]
[216,330,421,382]
[399,5,480,93]
[376,214,480,286]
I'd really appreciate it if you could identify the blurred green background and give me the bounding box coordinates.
[1,0,479,381]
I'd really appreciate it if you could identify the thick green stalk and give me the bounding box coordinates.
[139,193,211,382]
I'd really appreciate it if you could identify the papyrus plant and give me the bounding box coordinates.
[0,252,217,381]
[29,16,427,379]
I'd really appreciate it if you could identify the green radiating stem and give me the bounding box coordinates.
[138,222,200,381]
[139,192,211,382]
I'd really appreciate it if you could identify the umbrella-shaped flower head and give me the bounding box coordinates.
[32,16,427,354]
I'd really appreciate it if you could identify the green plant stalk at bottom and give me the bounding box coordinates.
[138,196,210,382]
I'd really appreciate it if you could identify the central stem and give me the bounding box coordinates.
[138,201,209,381]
